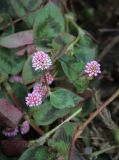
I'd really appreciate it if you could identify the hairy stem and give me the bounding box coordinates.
[43,71,50,94]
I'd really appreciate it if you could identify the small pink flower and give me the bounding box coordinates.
[32,51,52,70]
[41,72,54,85]
[20,121,30,135]
[85,60,101,77]
[33,83,46,98]
[2,127,18,137]
[9,75,23,84]
[25,91,42,107]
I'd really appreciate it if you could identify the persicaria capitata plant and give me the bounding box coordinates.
[1,1,118,160]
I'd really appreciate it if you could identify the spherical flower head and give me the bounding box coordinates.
[32,51,52,71]
[2,127,18,137]
[33,83,46,98]
[20,121,30,135]
[25,91,42,107]
[41,72,54,85]
[85,60,101,77]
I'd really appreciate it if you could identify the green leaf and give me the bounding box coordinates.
[48,153,57,160]
[19,146,48,160]
[48,138,69,158]
[33,2,65,46]
[74,77,89,93]
[0,12,14,36]
[0,68,8,83]
[0,83,28,109]
[48,122,77,158]
[60,56,73,79]
[34,147,48,160]
[73,32,97,63]
[51,141,69,155]
[18,147,36,160]
[50,88,83,109]
[0,0,16,18]
[60,55,85,82]
[69,62,85,81]
[52,33,75,51]
[11,0,42,27]
[22,55,41,84]
[49,123,84,160]
[20,0,43,11]
[74,46,96,64]
[0,89,12,103]
[0,48,26,75]
[11,82,28,109]
[79,32,93,47]
[32,100,70,126]
[63,122,77,136]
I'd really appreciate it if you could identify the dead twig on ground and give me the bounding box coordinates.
[69,89,119,160]
[98,35,119,61]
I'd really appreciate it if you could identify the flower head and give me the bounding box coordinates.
[2,127,18,137]
[85,60,101,77]
[33,83,46,98]
[32,51,52,71]
[20,121,30,135]
[41,72,54,85]
[25,91,42,107]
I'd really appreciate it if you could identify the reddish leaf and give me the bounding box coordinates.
[0,99,22,128]
[1,139,28,156]
[0,30,33,48]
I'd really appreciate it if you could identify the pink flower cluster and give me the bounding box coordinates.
[85,60,101,77]
[25,91,42,107]
[2,120,30,137]
[20,121,30,135]
[41,72,54,85]
[25,83,46,107]
[32,51,52,71]
[33,83,46,98]
[26,51,53,107]
[2,127,19,137]
[26,72,53,107]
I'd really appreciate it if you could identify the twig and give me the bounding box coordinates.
[69,89,119,160]
[99,28,119,33]
[91,145,119,158]
[43,71,50,94]
[98,35,119,61]
[54,76,66,81]
[68,126,79,160]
